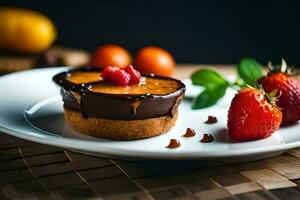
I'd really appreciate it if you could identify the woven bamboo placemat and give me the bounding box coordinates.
[1,132,300,200]
[1,65,300,199]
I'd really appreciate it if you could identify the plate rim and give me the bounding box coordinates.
[0,124,299,160]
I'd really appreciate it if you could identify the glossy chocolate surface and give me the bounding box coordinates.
[53,67,186,120]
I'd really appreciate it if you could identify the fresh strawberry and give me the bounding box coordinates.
[101,66,119,82]
[109,69,130,86]
[227,87,282,141]
[124,65,141,84]
[259,60,300,125]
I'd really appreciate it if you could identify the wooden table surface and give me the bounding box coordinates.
[1,64,300,200]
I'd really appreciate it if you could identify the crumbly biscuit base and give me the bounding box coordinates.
[64,108,178,140]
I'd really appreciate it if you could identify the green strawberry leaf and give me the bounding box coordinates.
[237,57,263,86]
[191,69,229,89]
[192,85,228,109]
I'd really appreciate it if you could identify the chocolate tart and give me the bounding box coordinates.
[53,67,186,140]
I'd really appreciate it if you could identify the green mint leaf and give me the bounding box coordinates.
[237,57,263,86]
[192,85,227,109]
[191,69,228,89]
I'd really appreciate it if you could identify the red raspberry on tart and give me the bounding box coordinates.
[124,65,141,85]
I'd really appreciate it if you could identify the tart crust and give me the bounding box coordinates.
[64,107,178,140]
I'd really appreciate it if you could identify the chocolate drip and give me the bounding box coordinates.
[130,100,142,115]
[169,95,183,118]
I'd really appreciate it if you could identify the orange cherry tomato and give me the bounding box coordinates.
[134,46,175,77]
[90,44,131,68]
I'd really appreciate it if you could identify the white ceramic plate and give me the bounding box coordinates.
[0,67,299,161]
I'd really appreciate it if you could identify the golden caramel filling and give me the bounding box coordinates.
[90,77,179,95]
[66,71,180,95]
[67,72,101,84]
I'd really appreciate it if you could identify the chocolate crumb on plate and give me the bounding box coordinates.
[182,128,196,137]
[200,134,214,143]
[204,115,218,124]
[166,139,181,148]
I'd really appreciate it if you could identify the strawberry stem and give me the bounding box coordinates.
[253,82,281,108]
[266,58,298,75]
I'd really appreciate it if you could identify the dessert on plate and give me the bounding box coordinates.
[53,65,185,140]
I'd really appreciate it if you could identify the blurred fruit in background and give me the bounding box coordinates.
[0,6,175,77]
[0,7,56,53]
[90,44,131,68]
[36,47,90,67]
[135,46,175,77]
[0,46,91,73]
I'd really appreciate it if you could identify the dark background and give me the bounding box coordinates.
[1,0,300,65]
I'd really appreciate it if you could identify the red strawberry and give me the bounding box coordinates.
[125,65,141,84]
[259,60,300,125]
[101,66,119,82]
[109,69,130,86]
[227,87,282,141]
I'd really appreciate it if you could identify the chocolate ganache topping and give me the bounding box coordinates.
[53,67,186,120]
